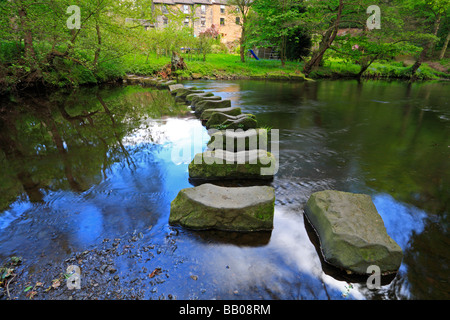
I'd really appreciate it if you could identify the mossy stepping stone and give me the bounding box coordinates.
[169,183,275,231]
[188,149,276,181]
[304,190,404,275]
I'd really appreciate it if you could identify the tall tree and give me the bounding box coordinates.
[228,0,253,63]
[403,0,449,77]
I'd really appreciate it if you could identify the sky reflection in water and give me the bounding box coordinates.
[0,80,448,299]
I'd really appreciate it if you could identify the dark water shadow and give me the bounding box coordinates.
[302,211,397,285]
[188,177,274,187]
[179,227,272,247]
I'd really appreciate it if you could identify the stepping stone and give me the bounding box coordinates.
[140,77,159,86]
[169,183,275,231]
[205,112,258,130]
[194,100,232,115]
[125,76,142,85]
[188,149,276,181]
[156,80,177,88]
[207,128,268,151]
[171,86,197,95]
[176,89,205,100]
[191,95,222,107]
[304,190,404,275]
[201,107,242,120]
[186,92,214,102]
[169,84,184,92]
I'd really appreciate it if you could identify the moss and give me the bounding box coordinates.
[188,151,276,180]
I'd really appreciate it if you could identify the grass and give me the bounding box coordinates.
[122,52,307,80]
[123,52,449,82]
[310,57,450,80]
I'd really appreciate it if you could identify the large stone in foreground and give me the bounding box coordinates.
[304,190,403,275]
[189,149,276,180]
[169,184,275,231]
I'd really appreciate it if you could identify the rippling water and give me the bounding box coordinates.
[0,80,448,299]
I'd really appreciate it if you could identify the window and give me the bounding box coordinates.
[220,17,225,25]
[220,5,225,14]
[163,17,168,25]
[184,18,189,26]
[201,5,206,14]
[162,5,168,14]
[201,18,206,26]
[235,17,240,25]
[183,5,189,14]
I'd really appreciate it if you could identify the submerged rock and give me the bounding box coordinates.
[188,149,276,180]
[207,128,268,151]
[304,190,403,275]
[201,107,241,120]
[194,100,232,115]
[169,184,275,231]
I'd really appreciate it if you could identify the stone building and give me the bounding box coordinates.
[152,0,242,46]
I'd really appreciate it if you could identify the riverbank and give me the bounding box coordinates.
[122,53,450,81]
[2,53,449,95]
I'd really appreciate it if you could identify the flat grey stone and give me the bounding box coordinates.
[169,84,184,92]
[304,190,403,275]
[201,107,242,120]
[207,128,268,151]
[169,184,275,231]
[189,149,276,180]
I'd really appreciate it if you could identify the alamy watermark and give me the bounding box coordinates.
[342,265,382,298]
[66,5,81,29]
[367,5,381,30]
[66,265,81,290]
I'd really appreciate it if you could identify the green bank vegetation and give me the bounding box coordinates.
[0,0,449,94]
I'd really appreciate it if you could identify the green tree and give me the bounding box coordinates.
[401,0,450,77]
[228,0,254,63]
[250,0,306,67]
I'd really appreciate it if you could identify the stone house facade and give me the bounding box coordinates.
[152,0,242,46]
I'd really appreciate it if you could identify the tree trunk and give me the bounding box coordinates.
[18,7,36,62]
[302,0,343,77]
[240,23,246,63]
[280,35,286,67]
[93,17,102,69]
[439,31,450,60]
[411,13,441,78]
[357,54,379,78]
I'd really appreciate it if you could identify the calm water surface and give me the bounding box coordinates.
[0,80,448,299]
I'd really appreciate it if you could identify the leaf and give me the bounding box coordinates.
[24,286,33,292]
[148,268,162,278]
[52,279,61,289]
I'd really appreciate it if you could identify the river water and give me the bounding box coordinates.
[0,79,448,300]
